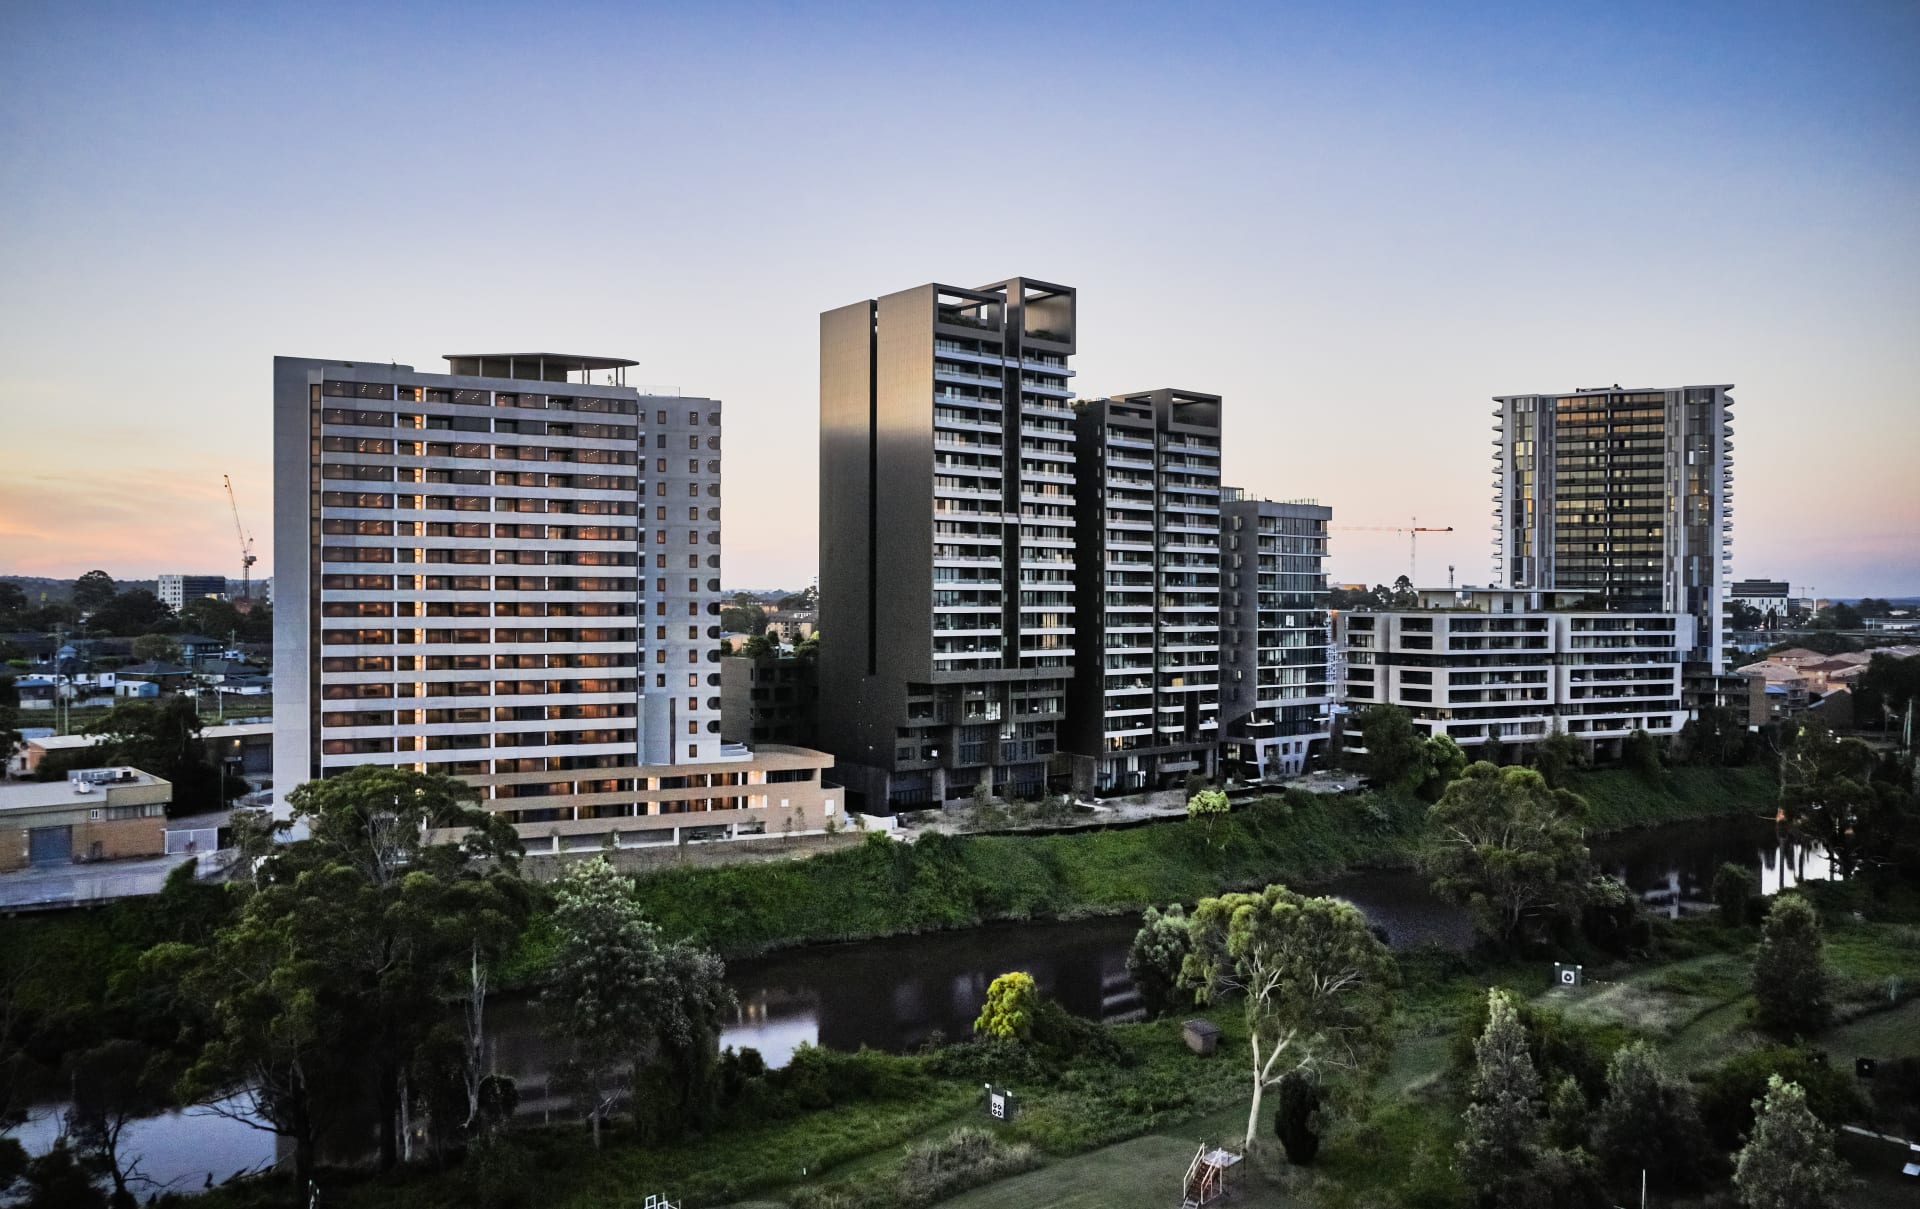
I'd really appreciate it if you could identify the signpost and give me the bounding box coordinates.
[1553,962,1584,989]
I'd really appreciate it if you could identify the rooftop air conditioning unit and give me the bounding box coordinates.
[73,780,95,794]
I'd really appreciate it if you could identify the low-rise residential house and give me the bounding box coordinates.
[765,610,818,643]
[20,720,274,782]
[174,634,228,663]
[114,661,193,692]
[0,768,171,870]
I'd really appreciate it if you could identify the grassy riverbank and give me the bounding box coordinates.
[502,765,1778,969]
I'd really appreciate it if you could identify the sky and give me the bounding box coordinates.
[1,1,1916,597]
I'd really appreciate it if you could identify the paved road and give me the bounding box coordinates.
[0,852,208,910]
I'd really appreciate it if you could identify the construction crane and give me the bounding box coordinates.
[224,475,258,601]
[1330,518,1455,585]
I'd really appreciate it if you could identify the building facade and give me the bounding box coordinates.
[819,280,1078,808]
[720,652,819,747]
[158,574,228,613]
[1062,390,1223,793]
[1218,493,1333,778]
[1491,385,1732,674]
[273,353,833,850]
[1344,588,1693,751]
[1,768,171,870]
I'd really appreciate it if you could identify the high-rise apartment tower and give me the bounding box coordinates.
[1063,390,1223,793]
[1218,493,1332,777]
[1491,385,1732,674]
[273,353,833,846]
[819,280,1078,808]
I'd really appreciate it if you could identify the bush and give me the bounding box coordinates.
[1753,895,1831,1037]
[1126,904,1191,1017]
[791,1126,1039,1209]
[1713,862,1754,926]
[897,1126,1038,1205]
[1697,1046,1866,1150]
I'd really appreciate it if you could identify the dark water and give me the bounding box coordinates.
[8,812,1833,1186]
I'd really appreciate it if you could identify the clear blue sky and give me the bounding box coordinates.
[2,0,1916,595]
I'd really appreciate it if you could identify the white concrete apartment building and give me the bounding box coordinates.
[1218,493,1332,778]
[157,574,227,613]
[1063,390,1223,793]
[1343,588,1692,750]
[273,353,833,850]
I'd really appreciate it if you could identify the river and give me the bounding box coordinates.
[7,811,1825,1188]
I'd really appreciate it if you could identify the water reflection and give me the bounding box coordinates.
[6,1095,274,1195]
[1597,816,1835,919]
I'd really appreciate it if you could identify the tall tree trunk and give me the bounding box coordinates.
[1245,1077,1264,1154]
[377,1056,399,1170]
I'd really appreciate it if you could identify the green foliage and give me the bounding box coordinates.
[1178,883,1396,1151]
[1421,732,1468,799]
[1357,704,1426,789]
[1448,994,1627,1104]
[86,588,172,636]
[1732,1076,1852,1209]
[153,766,532,1184]
[1530,727,1581,788]
[1422,763,1591,946]
[1621,727,1663,780]
[542,855,734,1145]
[620,794,1434,956]
[1777,720,1888,875]
[14,1137,107,1209]
[1185,787,1230,826]
[1590,1041,1710,1192]
[1125,904,1192,1018]
[1698,1046,1866,1151]
[1753,894,1831,1037]
[72,569,117,612]
[1681,704,1758,766]
[973,971,1039,1041]
[787,1124,1040,1209]
[1456,989,1611,1209]
[1713,861,1755,925]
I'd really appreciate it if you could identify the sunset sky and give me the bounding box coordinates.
[2,1,1916,595]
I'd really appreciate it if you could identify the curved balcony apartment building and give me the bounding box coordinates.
[273,353,834,849]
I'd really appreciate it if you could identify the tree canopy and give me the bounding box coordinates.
[1422,762,1591,945]
[1732,1076,1851,1209]
[1179,884,1396,1152]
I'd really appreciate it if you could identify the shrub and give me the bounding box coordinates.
[1697,1046,1866,1150]
[896,1126,1038,1205]
[1753,895,1831,1037]
[1126,904,1191,1017]
[974,972,1039,1041]
[1712,862,1754,926]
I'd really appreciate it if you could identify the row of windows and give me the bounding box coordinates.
[321,381,713,424]
[321,464,650,490]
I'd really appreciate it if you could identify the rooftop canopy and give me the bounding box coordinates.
[443,353,638,385]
